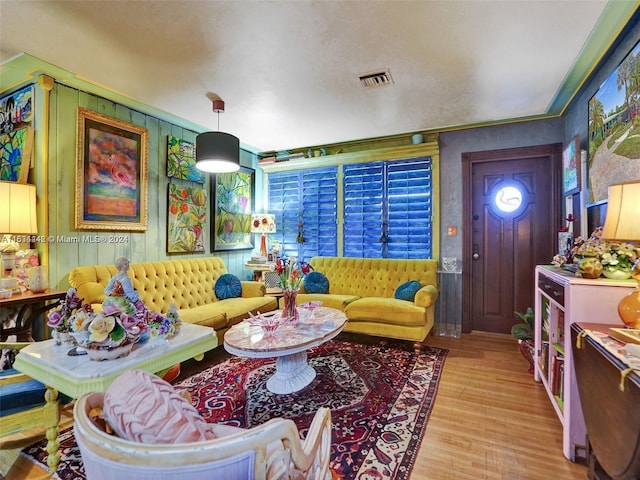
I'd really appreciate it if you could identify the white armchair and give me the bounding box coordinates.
[73,391,332,480]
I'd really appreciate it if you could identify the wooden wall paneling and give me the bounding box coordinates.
[145,115,162,262]
[41,83,259,290]
[52,85,83,289]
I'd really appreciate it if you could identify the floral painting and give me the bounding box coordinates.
[166,135,205,183]
[76,108,148,231]
[0,85,34,183]
[211,166,254,251]
[167,184,206,253]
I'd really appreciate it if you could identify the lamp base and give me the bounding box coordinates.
[619,268,640,329]
[259,234,268,258]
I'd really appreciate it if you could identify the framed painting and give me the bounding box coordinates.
[562,135,580,195]
[587,39,640,205]
[211,166,254,252]
[75,107,148,231]
[0,85,33,134]
[167,184,206,253]
[166,135,205,183]
[1,85,34,183]
[0,126,33,183]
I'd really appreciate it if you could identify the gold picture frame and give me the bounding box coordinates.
[75,108,148,231]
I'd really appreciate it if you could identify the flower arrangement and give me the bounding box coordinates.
[569,227,638,277]
[47,288,92,333]
[147,303,182,340]
[273,257,312,290]
[87,304,143,347]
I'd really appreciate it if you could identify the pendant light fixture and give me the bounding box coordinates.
[195,99,240,173]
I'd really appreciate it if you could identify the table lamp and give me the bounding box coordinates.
[0,181,38,277]
[251,214,276,258]
[600,181,640,328]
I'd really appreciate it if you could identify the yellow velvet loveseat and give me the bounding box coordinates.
[296,257,439,345]
[68,257,277,343]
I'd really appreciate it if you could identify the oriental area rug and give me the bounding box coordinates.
[21,335,448,480]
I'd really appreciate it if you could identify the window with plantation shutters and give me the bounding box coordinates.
[343,162,385,258]
[343,157,432,259]
[267,167,338,261]
[386,158,432,258]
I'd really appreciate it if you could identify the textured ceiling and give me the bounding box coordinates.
[0,1,634,153]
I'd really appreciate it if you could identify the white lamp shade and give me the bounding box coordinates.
[0,181,38,235]
[251,214,276,233]
[601,181,640,242]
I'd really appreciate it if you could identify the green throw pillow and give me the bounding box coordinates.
[394,280,422,302]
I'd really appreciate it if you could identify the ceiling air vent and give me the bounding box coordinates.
[358,70,393,88]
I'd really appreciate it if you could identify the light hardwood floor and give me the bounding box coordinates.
[0,331,587,479]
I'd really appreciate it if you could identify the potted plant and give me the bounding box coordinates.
[511,307,535,373]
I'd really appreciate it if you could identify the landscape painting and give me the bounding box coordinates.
[588,39,640,204]
[75,108,148,231]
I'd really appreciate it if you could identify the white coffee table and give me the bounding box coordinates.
[13,323,217,474]
[224,306,347,394]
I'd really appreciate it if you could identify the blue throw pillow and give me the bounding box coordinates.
[304,272,329,294]
[214,274,242,300]
[394,280,422,302]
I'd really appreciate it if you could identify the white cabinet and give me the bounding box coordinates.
[534,265,635,461]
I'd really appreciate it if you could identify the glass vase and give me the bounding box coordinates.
[282,288,299,323]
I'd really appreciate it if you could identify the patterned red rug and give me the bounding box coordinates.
[21,336,447,479]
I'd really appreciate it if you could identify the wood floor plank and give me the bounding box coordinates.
[0,331,588,479]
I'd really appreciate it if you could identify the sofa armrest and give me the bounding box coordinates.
[241,281,266,298]
[414,284,438,308]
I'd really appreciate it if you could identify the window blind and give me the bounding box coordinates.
[268,167,338,260]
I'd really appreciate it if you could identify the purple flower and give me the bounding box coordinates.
[47,309,64,328]
[118,314,140,334]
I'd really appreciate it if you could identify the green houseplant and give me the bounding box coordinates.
[511,307,534,341]
[511,307,535,373]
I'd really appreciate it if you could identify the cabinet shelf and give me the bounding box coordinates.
[534,265,635,461]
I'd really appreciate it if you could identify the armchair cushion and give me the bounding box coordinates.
[0,368,46,417]
[103,369,215,444]
[214,274,242,300]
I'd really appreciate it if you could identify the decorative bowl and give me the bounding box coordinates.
[86,340,135,361]
[247,311,283,335]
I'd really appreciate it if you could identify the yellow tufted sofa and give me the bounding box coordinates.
[68,257,277,344]
[296,257,439,344]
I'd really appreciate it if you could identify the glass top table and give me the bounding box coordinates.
[224,306,347,394]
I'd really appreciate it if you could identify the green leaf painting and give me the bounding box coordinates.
[167,184,207,253]
[167,135,205,183]
[0,126,32,182]
[212,167,254,251]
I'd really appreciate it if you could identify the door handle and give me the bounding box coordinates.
[473,253,480,260]
[473,244,480,260]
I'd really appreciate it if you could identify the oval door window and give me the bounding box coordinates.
[493,185,523,213]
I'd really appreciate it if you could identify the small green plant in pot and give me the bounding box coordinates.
[511,307,534,341]
[512,307,535,373]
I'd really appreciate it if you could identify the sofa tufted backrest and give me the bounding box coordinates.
[69,258,228,313]
[308,257,438,298]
